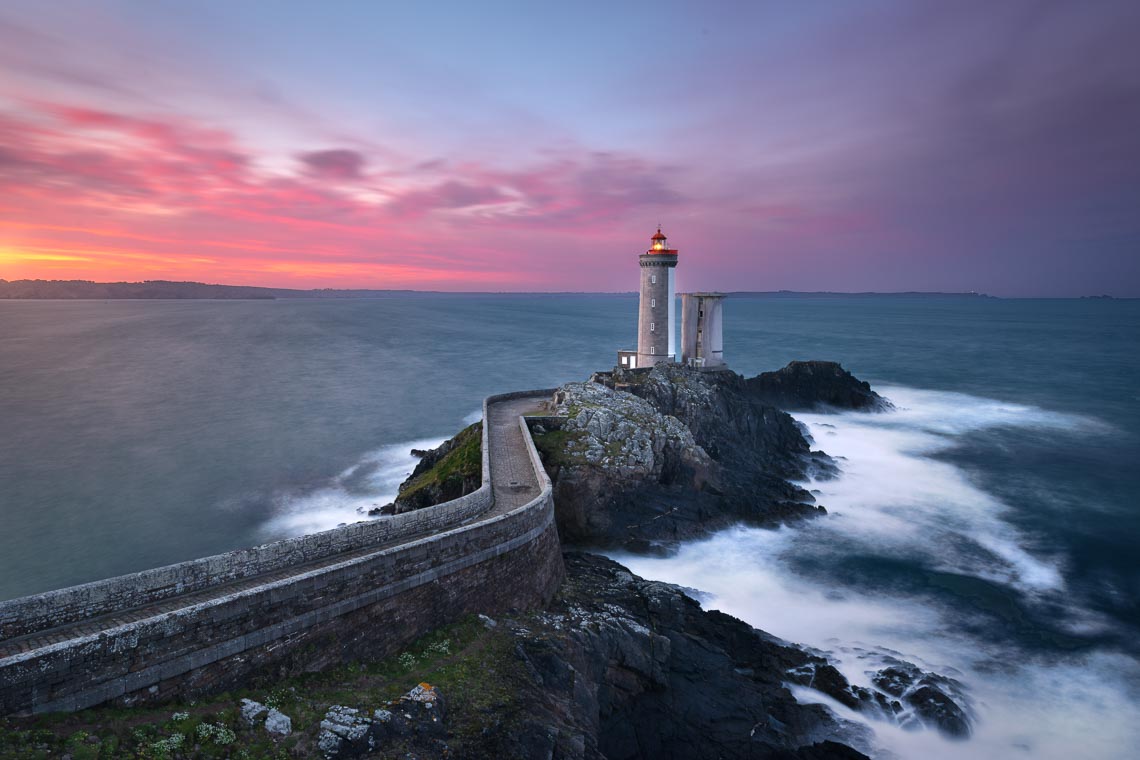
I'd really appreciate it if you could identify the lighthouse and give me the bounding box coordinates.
[617,227,729,373]
[617,226,679,369]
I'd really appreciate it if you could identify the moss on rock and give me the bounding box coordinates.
[394,422,483,512]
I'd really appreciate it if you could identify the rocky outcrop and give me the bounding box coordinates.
[238,697,293,739]
[532,379,723,547]
[785,657,972,740]
[317,705,373,758]
[869,659,972,737]
[317,684,449,758]
[375,361,882,542]
[503,552,875,759]
[0,553,969,758]
[533,364,842,551]
[373,422,482,515]
[307,553,970,757]
[504,553,972,756]
[264,708,293,737]
[745,361,889,412]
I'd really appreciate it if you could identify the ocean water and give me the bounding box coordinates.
[1,294,1137,757]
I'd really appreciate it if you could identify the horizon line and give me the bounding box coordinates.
[0,278,1135,299]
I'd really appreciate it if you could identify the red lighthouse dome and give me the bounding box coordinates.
[648,226,675,254]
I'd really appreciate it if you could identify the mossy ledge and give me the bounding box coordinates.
[391,422,483,513]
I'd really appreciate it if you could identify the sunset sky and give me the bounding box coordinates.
[1,1,1138,295]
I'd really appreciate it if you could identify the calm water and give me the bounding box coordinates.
[1,295,1137,758]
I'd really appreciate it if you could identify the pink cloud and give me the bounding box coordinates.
[0,100,695,288]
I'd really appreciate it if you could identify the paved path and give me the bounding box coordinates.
[487,397,545,513]
[0,395,547,660]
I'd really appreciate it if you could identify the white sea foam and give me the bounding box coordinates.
[795,385,1089,594]
[258,409,484,539]
[611,385,1138,759]
[259,435,446,538]
[259,410,485,539]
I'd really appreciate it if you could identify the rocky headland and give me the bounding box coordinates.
[0,553,968,759]
[0,361,972,759]
[530,361,884,552]
[360,361,969,757]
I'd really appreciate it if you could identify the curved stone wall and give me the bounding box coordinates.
[0,390,563,716]
[0,396,502,643]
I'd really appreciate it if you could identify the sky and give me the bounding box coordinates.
[1,0,1138,296]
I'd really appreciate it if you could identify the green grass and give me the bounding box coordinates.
[396,422,482,505]
[531,428,587,468]
[0,615,532,759]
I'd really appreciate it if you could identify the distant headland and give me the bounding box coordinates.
[0,279,1012,300]
[0,279,414,300]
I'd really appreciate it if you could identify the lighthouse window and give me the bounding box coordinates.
[651,298,656,308]
[651,274,657,284]
[650,322,655,332]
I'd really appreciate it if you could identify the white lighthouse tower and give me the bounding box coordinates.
[618,227,678,369]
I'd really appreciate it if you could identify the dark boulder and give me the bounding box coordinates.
[502,552,874,760]
[870,660,972,738]
[746,361,889,411]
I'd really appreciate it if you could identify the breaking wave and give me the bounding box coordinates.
[259,408,485,539]
[612,385,1139,759]
[257,436,447,538]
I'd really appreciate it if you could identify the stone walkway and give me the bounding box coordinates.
[0,395,547,661]
[487,397,545,513]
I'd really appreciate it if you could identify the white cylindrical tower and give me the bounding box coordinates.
[637,227,678,367]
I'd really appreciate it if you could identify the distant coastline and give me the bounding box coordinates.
[0,279,414,300]
[0,279,1130,300]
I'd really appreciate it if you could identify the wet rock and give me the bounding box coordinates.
[905,684,971,738]
[786,656,973,740]
[497,552,874,760]
[871,666,913,697]
[745,361,890,412]
[366,502,396,517]
[870,660,972,738]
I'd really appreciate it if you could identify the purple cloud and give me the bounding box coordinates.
[299,149,367,180]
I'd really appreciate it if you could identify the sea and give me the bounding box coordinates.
[0,294,1137,758]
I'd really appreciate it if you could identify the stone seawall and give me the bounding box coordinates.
[0,391,564,716]
[0,402,497,644]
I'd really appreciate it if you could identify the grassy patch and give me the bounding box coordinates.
[0,615,532,759]
[397,422,482,505]
[531,428,587,468]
